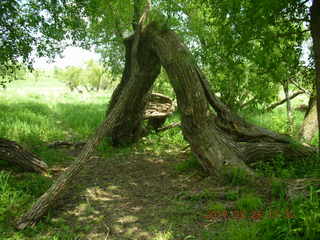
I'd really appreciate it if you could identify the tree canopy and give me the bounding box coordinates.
[1,0,315,111]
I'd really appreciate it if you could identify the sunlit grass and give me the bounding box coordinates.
[1,78,319,240]
[0,79,109,240]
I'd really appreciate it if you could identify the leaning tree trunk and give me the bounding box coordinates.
[299,100,318,143]
[144,22,315,175]
[0,138,48,174]
[105,35,161,146]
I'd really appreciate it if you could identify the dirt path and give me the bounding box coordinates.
[52,151,211,240]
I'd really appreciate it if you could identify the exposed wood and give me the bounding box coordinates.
[144,92,174,119]
[157,122,181,132]
[144,92,175,130]
[0,138,48,174]
[240,142,316,164]
[144,93,175,119]
[265,90,305,112]
[287,178,320,200]
[48,141,86,149]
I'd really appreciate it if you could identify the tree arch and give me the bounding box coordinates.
[16,22,316,229]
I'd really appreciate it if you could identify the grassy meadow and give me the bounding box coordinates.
[1,77,320,240]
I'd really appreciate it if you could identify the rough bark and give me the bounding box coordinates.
[310,0,320,151]
[157,122,181,132]
[0,138,48,174]
[299,100,318,143]
[144,22,315,174]
[144,24,257,175]
[105,36,161,145]
[105,0,157,146]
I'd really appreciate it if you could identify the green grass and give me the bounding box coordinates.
[245,103,308,137]
[0,79,110,239]
[235,194,264,212]
[1,78,320,239]
[174,154,203,173]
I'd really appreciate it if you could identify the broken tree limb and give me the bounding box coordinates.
[145,92,175,130]
[266,90,305,112]
[47,141,86,149]
[0,138,48,174]
[144,92,175,120]
[156,122,181,132]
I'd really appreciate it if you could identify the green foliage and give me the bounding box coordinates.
[235,194,264,212]
[212,220,259,240]
[290,188,320,239]
[0,64,30,88]
[2,0,313,112]
[225,190,240,201]
[207,202,226,212]
[0,0,88,77]
[182,0,311,111]
[255,154,293,178]
[153,69,175,98]
[256,189,320,240]
[224,167,249,186]
[270,178,287,199]
[54,60,115,92]
[174,154,203,173]
[246,105,306,135]
[254,152,320,179]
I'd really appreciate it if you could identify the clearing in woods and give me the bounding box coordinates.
[1,79,319,240]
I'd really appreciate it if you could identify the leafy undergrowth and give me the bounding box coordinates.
[1,83,320,239]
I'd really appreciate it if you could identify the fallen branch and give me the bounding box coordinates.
[0,138,48,174]
[266,91,305,112]
[156,122,181,132]
[16,118,110,230]
[48,141,86,149]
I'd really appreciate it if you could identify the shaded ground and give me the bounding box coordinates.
[49,149,217,240]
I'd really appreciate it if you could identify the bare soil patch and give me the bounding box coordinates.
[50,150,216,240]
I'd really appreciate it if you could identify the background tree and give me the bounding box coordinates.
[0,0,89,84]
[185,0,310,113]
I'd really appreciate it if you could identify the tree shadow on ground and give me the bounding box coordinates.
[51,150,217,240]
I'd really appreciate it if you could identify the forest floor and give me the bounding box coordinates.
[36,143,274,240]
[50,147,215,240]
